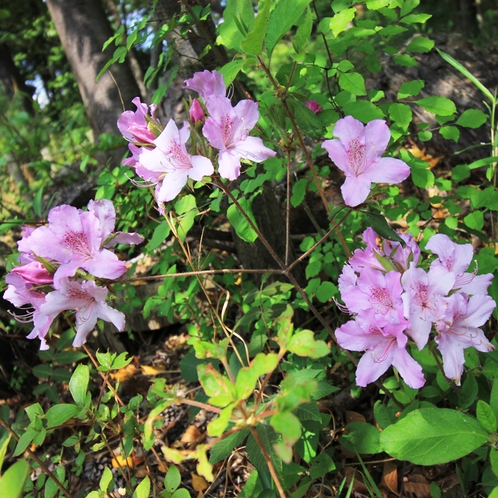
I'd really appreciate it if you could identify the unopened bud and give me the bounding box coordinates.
[189,98,205,124]
[305,100,323,114]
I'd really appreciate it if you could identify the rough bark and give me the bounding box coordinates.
[45,0,141,145]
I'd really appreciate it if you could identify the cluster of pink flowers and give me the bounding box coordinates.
[117,70,276,209]
[4,199,143,349]
[336,229,495,388]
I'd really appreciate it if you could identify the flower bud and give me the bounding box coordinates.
[305,100,323,114]
[189,98,205,124]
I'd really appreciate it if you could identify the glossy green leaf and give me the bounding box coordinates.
[329,8,356,36]
[340,422,382,454]
[397,79,425,99]
[0,458,30,498]
[343,100,385,122]
[217,0,254,51]
[416,96,456,116]
[69,364,89,406]
[440,125,460,142]
[146,220,171,251]
[380,408,488,465]
[456,109,488,128]
[45,404,80,429]
[389,103,412,130]
[477,400,497,433]
[240,0,271,55]
[227,196,259,243]
[133,476,150,498]
[338,72,366,96]
[265,0,312,56]
[406,36,434,53]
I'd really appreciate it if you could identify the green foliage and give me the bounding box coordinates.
[3,0,498,496]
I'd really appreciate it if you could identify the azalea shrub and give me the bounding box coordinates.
[3,0,498,497]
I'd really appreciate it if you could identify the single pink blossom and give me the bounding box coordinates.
[401,264,454,350]
[336,310,425,388]
[41,279,125,347]
[184,70,226,101]
[189,98,205,124]
[117,96,159,145]
[203,95,276,180]
[138,119,214,203]
[435,293,495,385]
[322,116,410,207]
[305,100,323,114]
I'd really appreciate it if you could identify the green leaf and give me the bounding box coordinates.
[33,186,43,217]
[271,412,301,463]
[380,408,489,465]
[291,178,308,207]
[265,0,312,56]
[440,125,460,142]
[329,8,356,37]
[133,476,150,498]
[235,353,278,400]
[165,464,181,493]
[464,211,484,231]
[111,352,133,370]
[240,0,271,55]
[310,452,336,478]
[13,428,37,457]
[340,422,382,455]
[315,281,338,303]
[227,196,259,243]
[436,49,495,102]
[400,13,431,24]
[338,72,366,96]
[99,467,114,492]
[416,96,456,116]
[0,458,30,498]
[146,220,171,251]
[397,80,425,99]
[393,54,418,67]
[342,100,385,122]
[389,103,412,130]
[491,448,498,477]
[217,0,254,51]
[197,363,236,407]
[45,404,80,429]
[209,428,250,464]
[295,7,313,52]
[455,109,488,128]
[400,0,420,17]
[363,212,406,246]
[69,364,89,406]
[288,330,330,358]
[477,400,497,433]
[406,36,434,53]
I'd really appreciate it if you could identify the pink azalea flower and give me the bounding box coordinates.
[203,95,276,180]
[184,70,226,101]
[138,119,214,203]
[342,267,406,325]
[435,293,495,385]
[401,264,454,350]
[41,279,125,347]
[117,96,158,145]
[18,200,142,288]
[336,310,425,388]
[4,272,54,350]
[305,100,323,114]
[322,116,410,207]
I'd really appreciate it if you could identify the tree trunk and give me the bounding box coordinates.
[45,0,141,158]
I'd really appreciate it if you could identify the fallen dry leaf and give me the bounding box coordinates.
[191,473,209,492]
[381,461,398,494]
[181,425,203,444]
[345,411,366,424]
[140,364,167,376]
[110,362,138,382]
[403,481,431,497]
